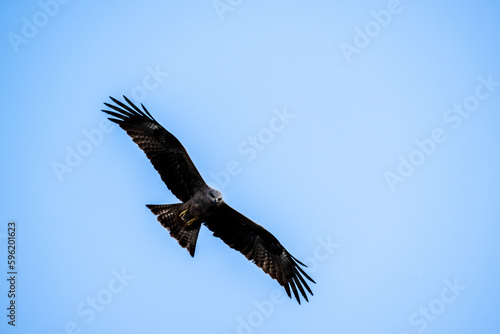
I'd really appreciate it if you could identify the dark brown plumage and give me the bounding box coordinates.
[102,96,315,303]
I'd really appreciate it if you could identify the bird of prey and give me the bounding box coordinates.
[102,96,315,303]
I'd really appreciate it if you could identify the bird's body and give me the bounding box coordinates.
[102,96,314,304]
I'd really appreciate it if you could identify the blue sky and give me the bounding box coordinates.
[1,1,500,333]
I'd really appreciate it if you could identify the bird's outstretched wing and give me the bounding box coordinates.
[203,203,315,304]
[102,96,206,202]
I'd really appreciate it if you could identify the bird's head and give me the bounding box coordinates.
[207,188,223,205]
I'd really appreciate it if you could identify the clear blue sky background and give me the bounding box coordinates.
[1,1,500,333]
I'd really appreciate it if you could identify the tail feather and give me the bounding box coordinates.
[146,204,201,257]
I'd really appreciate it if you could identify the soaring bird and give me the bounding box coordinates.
[102,96,314,303]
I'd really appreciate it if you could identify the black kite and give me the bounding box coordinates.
[102,96,314,303]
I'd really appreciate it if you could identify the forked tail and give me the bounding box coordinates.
[146,204,201,257]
